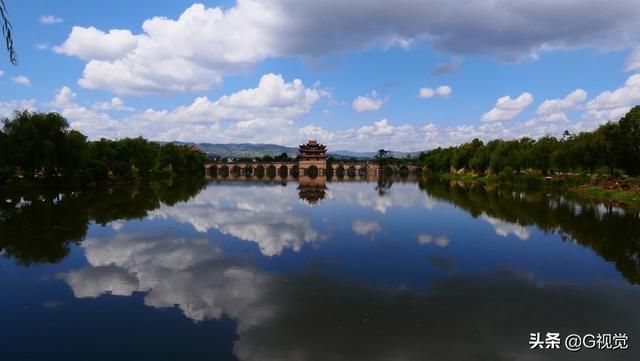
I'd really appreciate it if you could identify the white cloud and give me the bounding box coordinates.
[51,86,122,139]
[536,89,587,116]
[56,1,640,94]
[35,43,50,51]
[55,26,140,61]
[418,85,452,98]
[0,99,37,118]
[525,89,588,126]
[583,73,640,123]
[0,69,4,77]
[481,92,533,122]
[352,220,382,236]
[12,76,31,87]
[625,47,640,72]
[92,97,135,112]
[352,92,384,112]
[49,74,322,143]
[39,15,63,25]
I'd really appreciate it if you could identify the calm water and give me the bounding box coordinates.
[1,177,639,360]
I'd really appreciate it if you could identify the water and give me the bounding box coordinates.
[1,177,639,360]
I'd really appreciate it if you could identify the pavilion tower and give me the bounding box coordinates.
[298,140,327,177]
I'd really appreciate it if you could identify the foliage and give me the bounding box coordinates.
[419,106,640,177]
[0,111,207,182]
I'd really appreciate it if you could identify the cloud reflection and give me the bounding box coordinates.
[148,185,318,256]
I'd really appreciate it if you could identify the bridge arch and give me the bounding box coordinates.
[256,165,265,178]
[291,165,300,178]
[279,165,289,178]
[347,165,356,178]
[220,165,230,177]
[266,165,277,178]
[244,165,254,177]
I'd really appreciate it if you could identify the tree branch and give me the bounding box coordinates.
[0,0,17,65]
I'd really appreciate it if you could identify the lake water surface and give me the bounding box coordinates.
[1,177,639,360]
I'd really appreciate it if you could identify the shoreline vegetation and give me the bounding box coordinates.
[0,111,208,185]
[416,106,640,206]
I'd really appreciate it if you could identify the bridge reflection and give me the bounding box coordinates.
[204,173,421,205]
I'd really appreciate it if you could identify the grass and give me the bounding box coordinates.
[575,186,640,204]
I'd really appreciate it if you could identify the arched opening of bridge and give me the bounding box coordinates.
[325,166,334,178]
[232,166,242,177]
[336,166,345,178]
[306,165,319,179]
[414,167,423,177]
[220,166,230,178]
[347,166,356,178]
[256,165,265,178]
[399,165,410,178]
[209,167,218,177]
[358,166,367,176]
[291,165,300,178]
[267,165,277,178]
[279,165,289,178]
[244,166,254,177]
[383,166,394,177]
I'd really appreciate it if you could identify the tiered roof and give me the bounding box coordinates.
[298,140,327,155]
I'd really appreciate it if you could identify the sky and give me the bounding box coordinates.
[1,0,640,152]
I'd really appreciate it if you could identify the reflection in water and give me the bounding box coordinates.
[419,179,640,284]
[60,233,275,329]
[2,177,640,360]
[59,229,640,361]
[0,177,207,265]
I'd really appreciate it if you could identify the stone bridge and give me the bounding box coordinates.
[204,162,422,178]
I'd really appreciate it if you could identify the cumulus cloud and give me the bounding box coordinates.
[583,73,640,124]
[92,97,135,112]
[50,86,122,139]
[0,69,4,77]
[55,26,140,61]
[431,57,462,76]
[39,15,63,24]
[536,89,587,116]
[418,85,452,98]
[49,74,322,143]
[56,1,640,94]
[481,92,533,122]
[525,89,588,126]
[352,92,384,112]
[12,76,31,87]
[0,99,37,118]
[352,219,382,236]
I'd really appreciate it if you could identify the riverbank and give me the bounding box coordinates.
[431,173,640,206]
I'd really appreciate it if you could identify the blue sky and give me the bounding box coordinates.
[1,0,640,151]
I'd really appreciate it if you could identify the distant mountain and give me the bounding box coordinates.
[169,142,418,159]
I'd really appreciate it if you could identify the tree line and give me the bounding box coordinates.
[0,111,208,182]
[419,106,640,177]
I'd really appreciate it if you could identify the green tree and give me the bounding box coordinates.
[617,106,640,176]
